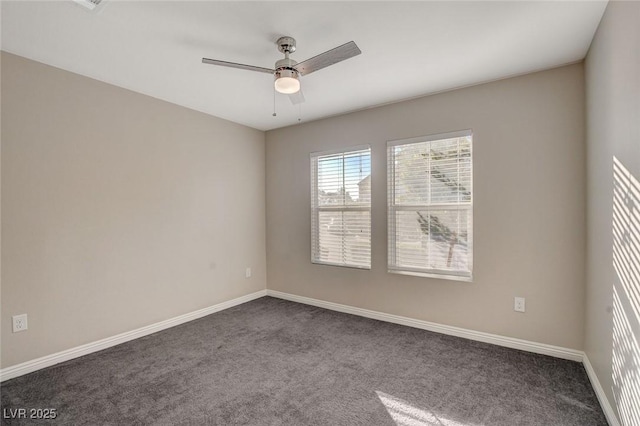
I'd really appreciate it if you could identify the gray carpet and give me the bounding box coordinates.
[1,297,607,425]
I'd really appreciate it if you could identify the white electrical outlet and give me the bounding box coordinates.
[245,267,252,278]
[514,297,526,313]
[12,314,28,332]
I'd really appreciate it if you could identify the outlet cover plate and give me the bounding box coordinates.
[514,297,526,313]
[12,314,28,332]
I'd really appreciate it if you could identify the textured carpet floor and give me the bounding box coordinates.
[1,297,606,425]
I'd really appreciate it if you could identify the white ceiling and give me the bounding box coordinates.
[2,1,607,131]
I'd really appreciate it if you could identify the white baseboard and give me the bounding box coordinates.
[0,289,267,382]
[583,354,621,426]
[266,289,584,362]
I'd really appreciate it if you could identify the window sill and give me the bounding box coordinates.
[387,269,472,282]
[312,261,371,271]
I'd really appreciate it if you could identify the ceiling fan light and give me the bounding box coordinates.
[275,76,300,94]
[274,68,300,94]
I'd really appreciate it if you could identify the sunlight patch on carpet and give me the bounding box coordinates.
[376,391,474,426]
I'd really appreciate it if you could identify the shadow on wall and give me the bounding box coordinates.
[612,156,640,425]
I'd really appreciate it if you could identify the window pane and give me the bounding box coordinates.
[317,150,370,207]
[317,211,370,268]
[394,209,471,274]
[393,136,471,206]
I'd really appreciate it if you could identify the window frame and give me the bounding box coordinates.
[310,145,372,270]
[387,130,473,281]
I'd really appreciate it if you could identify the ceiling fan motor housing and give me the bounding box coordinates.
[275,57,299,77]
[275,67,298,81]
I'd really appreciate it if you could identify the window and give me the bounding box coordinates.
[387,131,472,280]
[311,146,371,269]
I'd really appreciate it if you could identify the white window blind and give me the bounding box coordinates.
[388,131,472,280]
[311,146,371,269]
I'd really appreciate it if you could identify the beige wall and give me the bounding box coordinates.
[266,64,586,349]
[1,52,267,368]
[585,1,640,424]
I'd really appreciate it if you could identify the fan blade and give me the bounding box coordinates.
[202,58,274,74]
[288,89,305,105]
[294,41,361,76]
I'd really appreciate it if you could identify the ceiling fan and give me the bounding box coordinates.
[202,36,361,104]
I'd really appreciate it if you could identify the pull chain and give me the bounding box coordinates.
[272,85,277,117]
